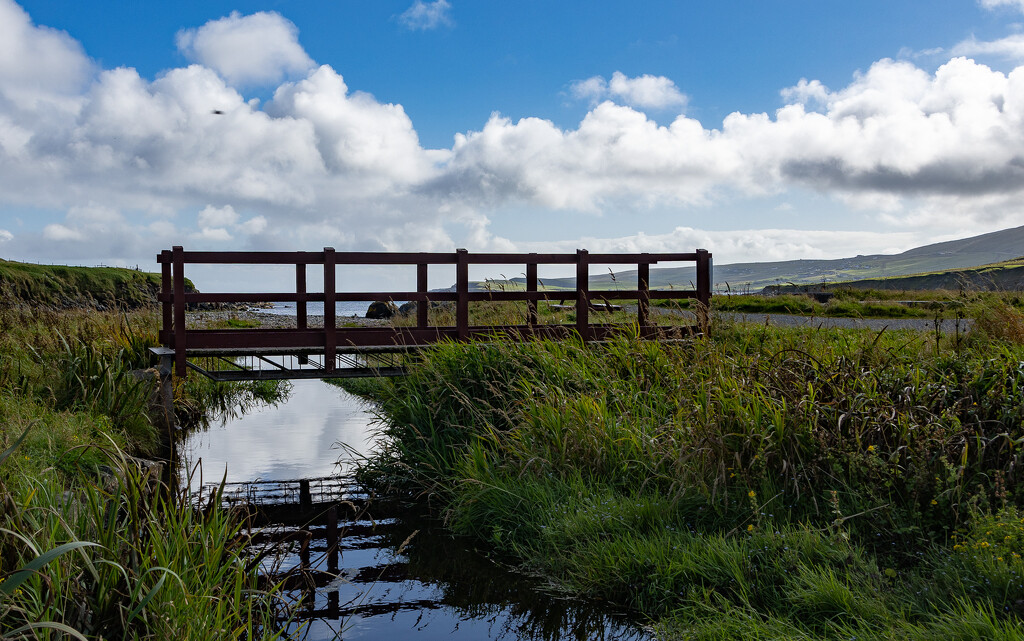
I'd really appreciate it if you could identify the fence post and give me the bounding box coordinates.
[417,260,428,329]
[638,256,650,333]
[324,248,336,372]
[696,249,712,330]
[160,251,171,345]
[576,249,589,342]
[526,256,538,328]
[326,505,339,574]
[296,259,307,331]
[172,246,187,377]
[456,248,469,341]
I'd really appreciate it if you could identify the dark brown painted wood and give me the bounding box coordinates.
[417,261,428,328]
[526,258,538,327]
[456,248,469,341]
[160,251,172,346]
[697,248,712,328]
[296,261,307,331]
[323,248,336,372]
[157,247,712,378]
[576,249,589,341]
[172,246,186,377]
[638,259,650,329]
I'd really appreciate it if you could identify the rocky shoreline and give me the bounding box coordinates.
[187,308,391,329]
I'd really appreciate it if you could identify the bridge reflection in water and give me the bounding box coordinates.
[199,477,652,641]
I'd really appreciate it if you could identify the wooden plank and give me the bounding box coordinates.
[526,258,538,327]
[324,247,336,372]
[296,263,307,330]
[417,262,428,328]
[456,248,469,340]
[576,249,589,341]
[160,251,172,344]
[697,248,711,328]
[158,249,699,266]
[173,246,187,377]
[638,259,650,329]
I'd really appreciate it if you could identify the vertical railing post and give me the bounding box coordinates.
[417,260,429,329]
[638,256,650,334]
[296,258,307,331]
[160,251,171,344]
[299,479,312,513]
[326,505,339,574]
[296,257,308,365]
[456,249,469,341]
[696,249,712,330]
[526,255,538,329]
[576,249,589,342]
[324,248,336,371]
[172,246,187,377]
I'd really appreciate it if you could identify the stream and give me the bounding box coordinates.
[179,379,653,641]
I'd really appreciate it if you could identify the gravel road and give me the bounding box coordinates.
[714,311,972,333]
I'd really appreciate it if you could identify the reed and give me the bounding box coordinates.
[358,299,1024,637]
[0,433,287,639]
[0,304,293,638]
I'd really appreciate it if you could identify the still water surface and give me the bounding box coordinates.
[180,380,652,641]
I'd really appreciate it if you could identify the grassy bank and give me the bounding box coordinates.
[0,306,289,639]
[355,305,1024,639]
[0,260,195,310]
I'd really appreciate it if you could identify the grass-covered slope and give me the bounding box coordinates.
[492,224,1024,292]
[0,259,194,309]
[804,257,1024,292]
[355,309,1024,639]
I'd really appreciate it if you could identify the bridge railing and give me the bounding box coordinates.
[157,247,712,377]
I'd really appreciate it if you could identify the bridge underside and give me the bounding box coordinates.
[150,345,416,381]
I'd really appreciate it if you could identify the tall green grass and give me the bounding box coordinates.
[357,302,1024,638]
[0,305,293,638]
[0,434,287,639]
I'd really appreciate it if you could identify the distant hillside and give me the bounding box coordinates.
[773,258,1024,293]
[490,225,1024,292]
[0,260,193,309]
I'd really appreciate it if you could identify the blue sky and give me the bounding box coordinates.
[3,0,1024,289]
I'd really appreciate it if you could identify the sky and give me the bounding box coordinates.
[3,0,1024,290]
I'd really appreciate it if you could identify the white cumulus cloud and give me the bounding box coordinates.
[5,2,1024,278]
[780,78,830,106]
[952,34,1024,60]
[571,71,688,110]
[176,11,314,87]
[979,0,1024,12]
[398,0,453,31]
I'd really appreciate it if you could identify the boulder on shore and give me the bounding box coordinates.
[398,301,417,316]
[366,301,398,319]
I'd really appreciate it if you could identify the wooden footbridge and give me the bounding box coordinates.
[153,247,712,381]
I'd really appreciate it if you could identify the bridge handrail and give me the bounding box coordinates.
[157,247,712,377]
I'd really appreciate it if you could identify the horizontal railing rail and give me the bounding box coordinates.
[158,247,712,377]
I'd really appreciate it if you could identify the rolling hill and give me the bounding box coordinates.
[488,225,1024,292]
